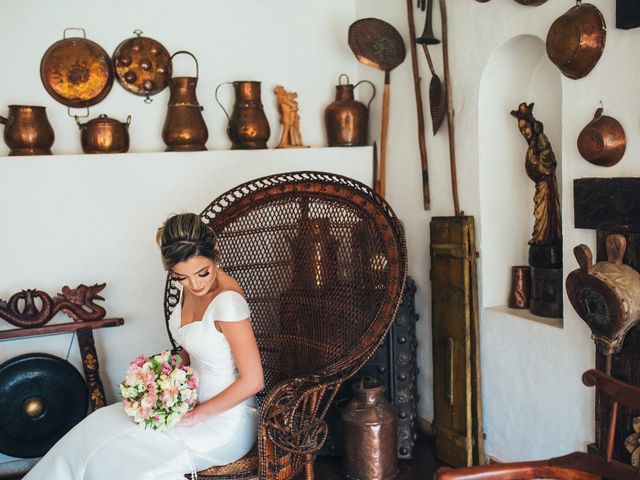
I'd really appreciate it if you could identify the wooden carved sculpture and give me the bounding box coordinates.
[0,283,107,328]
[510,102,562,247]
[275,85,306,148]
[0,283,121,412]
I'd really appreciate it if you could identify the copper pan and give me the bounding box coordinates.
[546,2,606,80]
[577,107,626,167]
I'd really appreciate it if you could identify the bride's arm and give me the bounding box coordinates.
[178,319,264,426]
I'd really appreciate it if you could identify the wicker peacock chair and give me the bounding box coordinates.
[164,171,407,480]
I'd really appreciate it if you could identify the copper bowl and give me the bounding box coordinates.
[514,0,548,5]
[546,3,606,80]
[577,107,626,167]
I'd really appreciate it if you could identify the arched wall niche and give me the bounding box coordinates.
[478,34,563,319]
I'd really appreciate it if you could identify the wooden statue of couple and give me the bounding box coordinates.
[275,85,306,148]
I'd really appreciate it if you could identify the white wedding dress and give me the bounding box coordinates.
[24,289,258,480]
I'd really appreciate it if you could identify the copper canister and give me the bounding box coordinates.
[0,105,55,156]
[508,265,531,309]
[324,74,375,147]
[342,379,398,480]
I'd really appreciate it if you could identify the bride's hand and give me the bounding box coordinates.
[177,406,202,427]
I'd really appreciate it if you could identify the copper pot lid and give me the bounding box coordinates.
[546,2,606,80]
[76,113,131,128]
[40,28,114,108]
[112,30,172,101]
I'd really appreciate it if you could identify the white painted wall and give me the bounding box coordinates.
[2,0,637,467]
[356,0,636,464]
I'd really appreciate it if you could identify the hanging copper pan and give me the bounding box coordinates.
[112,30,172,102]
[40,28,114,109]
[577,107,626,167]
[546,2,606,80]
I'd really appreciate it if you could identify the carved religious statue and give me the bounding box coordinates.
[275,85,306,148]
[510,102,562,246]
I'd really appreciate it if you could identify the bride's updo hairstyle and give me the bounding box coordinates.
[156,213,219,272]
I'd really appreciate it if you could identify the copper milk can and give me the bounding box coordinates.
[215,81,270,149]
[342,379,398,480]
[325,74,376,147]
[0,105,55,156]
[162,51,208,151]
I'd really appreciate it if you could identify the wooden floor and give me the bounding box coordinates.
[303,432,443,479]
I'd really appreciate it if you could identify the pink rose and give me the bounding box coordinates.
[130,355,147,368]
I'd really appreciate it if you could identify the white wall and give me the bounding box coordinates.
[356,0,635,463]
[0,0,372,465]
[2,0,637,467]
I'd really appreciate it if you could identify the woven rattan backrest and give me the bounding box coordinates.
[164,171,407,400]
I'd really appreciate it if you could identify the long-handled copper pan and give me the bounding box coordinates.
[349,19,406,197]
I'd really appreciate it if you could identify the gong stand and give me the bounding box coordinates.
[574,177,640,462]
[0,283,124,411]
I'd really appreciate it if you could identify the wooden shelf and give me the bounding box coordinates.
[0,318,124,341]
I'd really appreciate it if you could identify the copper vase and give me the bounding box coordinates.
[341,379,398,480]
[508,265,531,309]
[162,51,208,152]
[215,81,270,149]
[0,105,55,156]
[324,75,375,147]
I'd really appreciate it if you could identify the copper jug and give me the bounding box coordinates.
[325,74,376,147]
[341,378,398,480]
[162,51,208,152]
[215,81,270,149]
[0,105,55,156]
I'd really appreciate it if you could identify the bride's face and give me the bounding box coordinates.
[171,255,218,296]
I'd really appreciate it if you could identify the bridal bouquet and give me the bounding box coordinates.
[119,350,198,431]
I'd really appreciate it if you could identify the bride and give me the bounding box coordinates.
[24,213,264,479]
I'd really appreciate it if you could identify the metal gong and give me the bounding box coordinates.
[0,353,88,458]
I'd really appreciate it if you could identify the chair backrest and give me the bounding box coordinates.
[164,171,407,401]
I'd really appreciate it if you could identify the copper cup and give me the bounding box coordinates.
[508,266,531,309]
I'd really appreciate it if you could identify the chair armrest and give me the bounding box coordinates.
[435,463,600,480]
[259,375,342,455]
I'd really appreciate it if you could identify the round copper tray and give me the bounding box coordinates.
[112,30,172,99]
[40,28,114,108]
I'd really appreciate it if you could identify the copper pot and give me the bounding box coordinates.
[0,105,55,156]
[76,114,131,154]
[324,74,376,147]
[546,3,606,80]
[162,51,208,152]
[215,81,270,149]
[577,107,626,167]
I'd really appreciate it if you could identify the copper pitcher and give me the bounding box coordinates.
[0,105,55,156]
[162,51,208,152]
[577,107,626,167]
[215,81,270,149]
[324,74,375,147]
[341,378,398,480]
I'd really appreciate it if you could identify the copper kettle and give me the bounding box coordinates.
[215,81,270,149]
[76,114,131,154]
[0,105,55,156]
[162,51,208,152]
[324,74,375,147]
[577,107,626,167]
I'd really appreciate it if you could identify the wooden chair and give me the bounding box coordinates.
[163,171,408,480]
[435,369,640,480]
